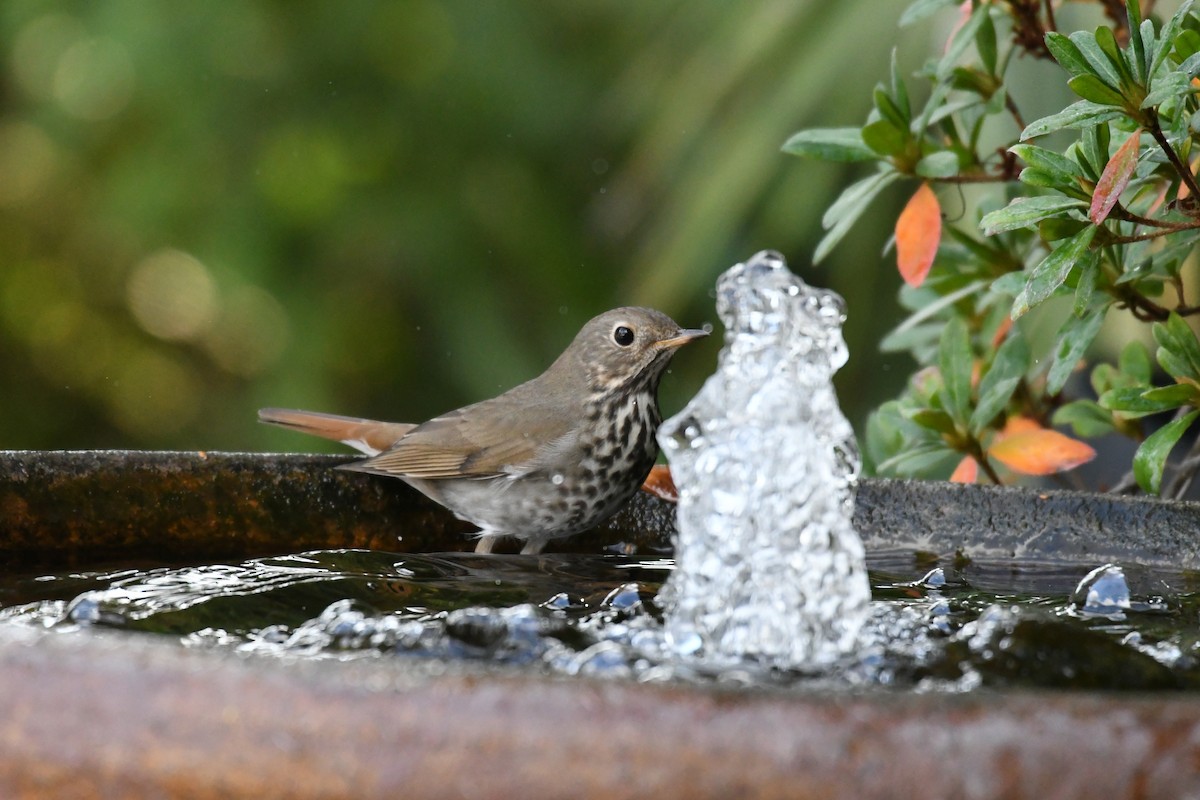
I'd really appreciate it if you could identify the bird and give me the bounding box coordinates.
[259,307,707,554]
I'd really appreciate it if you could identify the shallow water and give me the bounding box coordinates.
[2,548,1197,691]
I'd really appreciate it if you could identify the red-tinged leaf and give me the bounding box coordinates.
[1089,130,1140,224]
[987,417,1096,475]
[640,464,678,502]
[950,456,978,484]
[991,316,1013,350]
[896,183,941,287]
[944,1,972,54]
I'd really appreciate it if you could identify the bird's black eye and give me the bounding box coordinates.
[613,325,635,346]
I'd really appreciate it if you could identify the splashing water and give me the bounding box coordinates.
[655,250,870,667]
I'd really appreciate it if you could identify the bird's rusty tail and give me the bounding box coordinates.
[257,408,414,456]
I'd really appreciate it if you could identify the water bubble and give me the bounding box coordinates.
[1071,564,1131,618]
[550,473,565,486]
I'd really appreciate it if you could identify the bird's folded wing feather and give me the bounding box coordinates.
[344,393,577,480]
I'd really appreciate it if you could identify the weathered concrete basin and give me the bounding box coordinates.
[2,450,1200,798]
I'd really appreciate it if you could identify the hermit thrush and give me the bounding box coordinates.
[259,307,706,554]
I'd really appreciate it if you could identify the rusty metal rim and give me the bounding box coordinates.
[2,624,1199,799]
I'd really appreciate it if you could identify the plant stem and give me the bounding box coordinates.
[1147,111,1200,201]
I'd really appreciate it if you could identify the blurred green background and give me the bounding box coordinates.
[0,0,922,453]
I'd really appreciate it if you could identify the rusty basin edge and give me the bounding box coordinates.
[1,625,1198,800]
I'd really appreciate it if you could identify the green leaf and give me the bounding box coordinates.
[991,271,1028,296]
[815,170,901,263]
[1142,383,1200,405]
[1013,225,1098,318]
[876,443,959,477]
[1127,0,1147,82]
[1053,400,1117,437]
[1074,256,1099,316]
[1150,1,1195,80]
[938,317,973,427]
[874,86,910,129]
[1046,32,1094,79]
[1069,30,1124,88]
[1140,71,1193,109]
[980,196,1086,235]
[1134,410,1200,494]
[977,12,998,75]
[1079,123,1111,178]
[937,5,989,80]
[1009,144,1086,183]
[1021,100,1125,139]
[1153,313,1200,382]
[782,128,876,162]
[1047,305,1107,395]
[899,0,957,27]
[1099,383,1185,417]
[890,49,911,122]
[906,408,959,435]
[1119,340,1152,384]
[1067,74,1128,105]
[1039,217,1089,241]
[915,151,960,178]
[1093,25,1137,88]
[862,118,909,157]
[970,331,1030,434]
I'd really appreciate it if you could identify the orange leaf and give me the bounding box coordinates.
[895,183,941,287]
[1089,129,1140,225]
[987,419,1096,476]
[999,416,1041,437]
[950,456,978,484]
[991,316,1013,350]
[640,464,678,502]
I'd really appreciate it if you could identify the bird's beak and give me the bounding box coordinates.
[657,328,709,350]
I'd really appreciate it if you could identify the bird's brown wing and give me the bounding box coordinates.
[342,389,576,480]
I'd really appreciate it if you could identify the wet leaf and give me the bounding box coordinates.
[1067,74,1127,106]
[1010,144,1087,183]
[1047,305,1107,395]
[1045,32,1095,79]
[1127,0,1146,82]
[781,128,876,162]
[1068,30,1123,88]
[970,331,1030,434]
[1021,101,1124,140]
[640,464,677,502]
[988,419,1097,475]
[1099,384,1193,417]
[1119,341,1152,385]
[815,170,901,263]
[1053,400,1117,438]
[938,316,972,426]
[1133,410,1200,494]
[1150,1,1195,80]
[1089,130,1141,224]
[1153,313,1200,382]
[1013,226,1097,318]
[915,151,960,178]
[981,196,1086,236]
[896,183,941,287]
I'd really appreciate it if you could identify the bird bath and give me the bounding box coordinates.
[4,254,1200,796]
[2,451,1200,797]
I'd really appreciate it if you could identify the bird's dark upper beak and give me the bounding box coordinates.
[657,328,709,350]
